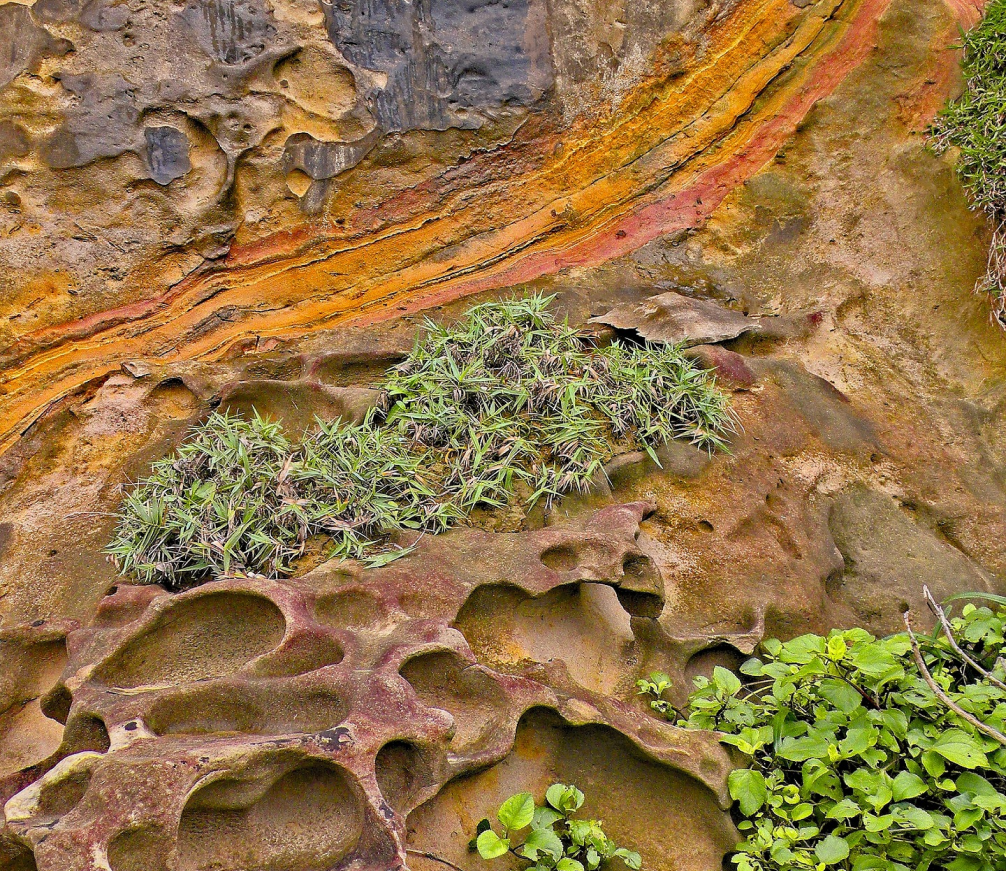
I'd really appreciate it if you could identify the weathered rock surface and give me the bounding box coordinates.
[0,504,736,871]
[590,291,762,347]
[0,0,933,455]
[2,0,1006,868]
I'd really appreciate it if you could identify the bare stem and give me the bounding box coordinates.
[904,612,1006,748]
[924,585,1006,693]
[405,849,469,871]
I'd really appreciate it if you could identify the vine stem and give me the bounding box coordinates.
[405,849,469,871]
[832,664,880,709]
[903,612,1006,748]
[923,585,1006,693]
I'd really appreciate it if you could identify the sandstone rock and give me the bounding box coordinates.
[828,487,995,633]
[590,291,762,347]
[2,0,1006,868]
[0,504,735,871]
[216,379,382,433]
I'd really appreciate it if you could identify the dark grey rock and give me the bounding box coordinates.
[0,4,73,90]
[0,122,31,162]
[40,73,140,169]
[79,0,129,32]
[34,0,129,30]
[283,130,381,181]
[145,126,191,185]
[179,0,277,65]
[323,0,553,132]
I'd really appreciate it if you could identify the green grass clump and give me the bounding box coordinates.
[108,294,733,589]
[932,0,1006,323]
[382,295,732,505]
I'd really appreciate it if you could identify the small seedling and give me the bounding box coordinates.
[635,671,677,719]
[472,784,641,871]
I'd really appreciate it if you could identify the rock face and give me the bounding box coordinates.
[0,0,922,455]
[4,0,1006,868]
[0,505,737,871]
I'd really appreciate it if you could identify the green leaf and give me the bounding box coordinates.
[557,859,585,871]
[728,769,767,816]
[840,727,877,757]
[932,730,989,769]
[778,732,832,762]
[921,751,946,778]
[713,666,742,696]
[955,772,998,796]
[532,806,564,830]
[826,798,862,820]
[852,857,895,871]
[498,793,535,830]
[953,805,983,829]
[894,805,934,830]
[361,544,416,568]
[477,829,510,859]
[845,769,893,812]
[846,643,902,679]
[613,848,642,870]
[818,679,863,713]
[864,812,894,832]
[522,827,564,862]
[946,857,983,871]
[815,835,850,865]
[881,709,908,739]
[545,783,584,814]
[827,635,848,661]
[892,771,927,801]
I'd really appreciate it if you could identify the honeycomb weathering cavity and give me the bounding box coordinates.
[0,503,739,871]
[93,592,288,689]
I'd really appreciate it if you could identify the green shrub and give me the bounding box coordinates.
[471,784,641,871]
[639,595,1006,871]
[931,0,1006,322]
[108,294,733,588]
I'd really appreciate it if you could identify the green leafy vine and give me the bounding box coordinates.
[639,590,1006,871]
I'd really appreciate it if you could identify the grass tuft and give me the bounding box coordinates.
[931,0,1006,323]
[108,294,734,588]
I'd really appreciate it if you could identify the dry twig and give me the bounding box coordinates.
[903,611,1006,749]
[924,584,1006,693]
[405,848,467,871]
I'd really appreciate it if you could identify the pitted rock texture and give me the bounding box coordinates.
[4,0,1006,867]
[0,504,737,871]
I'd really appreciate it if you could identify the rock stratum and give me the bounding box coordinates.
[3,0,1006,868]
